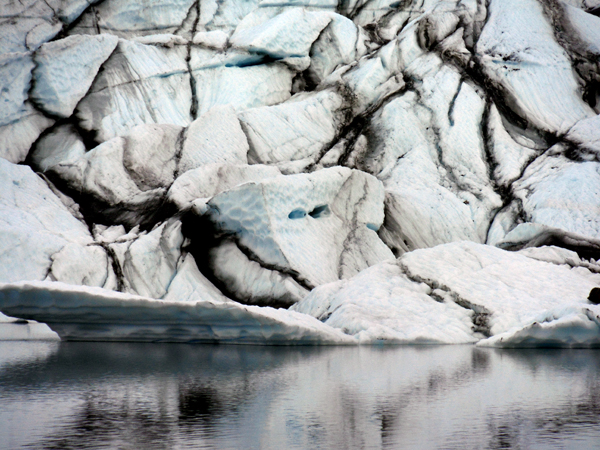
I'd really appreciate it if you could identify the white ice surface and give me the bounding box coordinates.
[367,83,501,253]
[192,30,229,50]
[0,17,61,54]
[76,39,192,142]
[487,104,540,187]
[563,3,600,56]
[122,219,184,299]
[70,0,197,37]
[0,52,34,127]
[180,105,249,172]
[167,163,281,211]
[0,102,54,164]
[240,89,343,166]
[295,241,600,347]
[192,61,294,116]
[48,243,111,288]
[400,241,600,337]
[123,123,183,189]
[476,0,596,134]
[0,281,352,344]
[163,253,232,304]
[512,153,600,241]
[478,305,600,348]
[566,114,600,155]
[30,124,86,172]
[50,136,166,220]
[210,241,310,306]
[230,8,331,59]
[308,13,365,84]
[292,261,477,344]
[208,167,394,287]
[31,34,118,118]
[0,158,95,283]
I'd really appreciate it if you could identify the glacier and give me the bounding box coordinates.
[1,0,600,347]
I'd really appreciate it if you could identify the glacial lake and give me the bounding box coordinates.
[1,341,600,450]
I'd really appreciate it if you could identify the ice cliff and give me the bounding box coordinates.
[1,0,600,347]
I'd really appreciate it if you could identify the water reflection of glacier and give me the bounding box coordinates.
[1,343,599,449]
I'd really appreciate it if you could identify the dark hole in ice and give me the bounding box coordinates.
[366,223,379,231]
[588,287,600,305]
[309,205,330,219]
[13,319,28,324]
[288,209,307,219]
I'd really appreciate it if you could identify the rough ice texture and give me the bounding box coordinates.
[1,0,600,346]
[210,241,310,307]
[180,105,249,172]
[294,241,600,346]
[292,261,476,344]
[192,60,294,116]
[400,241,600,337]
[0,281,352,344]
[365,81,501,254]
[207,167,395,288]
[122,219,184,299]
[163,254,232,304]
[0,158,97,283]
[30,124,86,172]
[168,163,281,211]
[31,34,119,118]
[488,151,600,245]
[70,0,197,37]
[76,39,192,142]
[230,8,332,59]
[476,0,596,134]
[478,305,600,348]
[240,89,344,167]
[0,102,54,164]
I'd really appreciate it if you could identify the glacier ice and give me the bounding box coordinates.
[31,34,118,118]
[1,0,600,347]
[205,167,394,288]
[0,281,352,344]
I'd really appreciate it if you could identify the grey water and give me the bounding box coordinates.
[1,342,599,450]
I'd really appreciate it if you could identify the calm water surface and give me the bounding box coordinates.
[0,341,599,449]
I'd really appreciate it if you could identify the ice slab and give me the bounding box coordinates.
[76,39,192,142]
[49,139,166,227]
[69,0,197,38]
[0,102,54,164]
[476,0,595,134]
[207,167,394,288]
[512,153,600,242]
[30,124,86,172]
[179,105,249,173]
[210,240,310,307]
[122,219,184,299]
[0,52,34,127]
[168,163,281,211]
[478,305,600,348]
[365,82,501,254]
[31,34,118,118]
[0,158,96,283]
[0,281,352,344]
[230,8,331,59]
[240,89,344,167]
[192,61,294,116]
